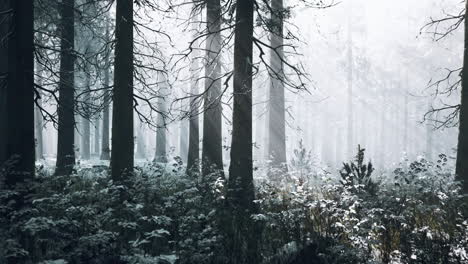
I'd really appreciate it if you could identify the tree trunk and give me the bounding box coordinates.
[0,0,8,168]
[155,72,168,163]
[202,0,224,176]
[186,90,200,173]
[55,0,76,176]
[456,2,468,192]
[186,22,200,174]
[135,117,146,159]
[267,0,287,175]
[101,85,111,160]
[226,0,259,261]
[35,47,45,160]
[100,25,111,160]
[81,70,91,160]
[179,97,189,163]
[0,0,35,189]
[94,117,100,155]
[111,0,134,180]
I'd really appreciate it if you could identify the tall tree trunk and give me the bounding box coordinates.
[100,87,111,159]
[0,1,8,183]
[267,0,287,175]
[135,117,146,159]
[254,90,265,161]
[155,73,168,163]
[100,25,111,160]
[94,117,100,155]
[111,0,133,180]
[202,0,224,176]
[55,0,76,176]
[0,0,35,189]
[81,70,91,160]
[74,117,80,157]
[186,90,200,173]
[186,22,200,174]
[35,49,45,160]
[35,94,44,161]
[263,80,271,161]
[226,0,259,262]
[179,117,189,163]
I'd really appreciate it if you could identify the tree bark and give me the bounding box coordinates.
[179,100,189,163]
[187,23,200,174]
[94,117,100,155]
[111,0,134,180]
[100,24,111,160]
[100,86,111,159]
[154,73,168,163]
[267,0,287,175]
[135,117,146,159]
[35,42,45,161]
[0,1,8,180]
[456,0,468,193]
[55,0,76,176]
[0,0,35,188]
[202,0,224,176]
[226,0,259,262]
[81,69,91,160]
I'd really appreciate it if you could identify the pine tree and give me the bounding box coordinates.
[267,0,287,175]
[55,0,76,175]
[0,0,35,188]
[226,0,259,261]
[202,0,224,177]
[456,0,468,194]
[111,0,134,180]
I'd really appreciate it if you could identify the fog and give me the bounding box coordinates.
[35,0,463,173]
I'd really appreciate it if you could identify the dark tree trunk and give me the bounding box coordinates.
[135,117,146,159]
[101,85,111,160]
[0,0,35,187]
[155,73,168,163]
[225,0,259,262]
[35,94,44,160]
[202,0,224,176]
[456,0,468,194]
[74,117,80,157]
[0,1,8,173]
[94,117,100,155]
[101,25,111,160]
[111,0,134,180]
[187,21,200,174]
[35,54,44,160]
[186,99,200,173]
[267,0,287,175]
[179,108,189,163]
[0,6,7,187]
[55,0,76,175]
[81,70,91,160]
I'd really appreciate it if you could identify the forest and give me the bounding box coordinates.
[1,0,468,263]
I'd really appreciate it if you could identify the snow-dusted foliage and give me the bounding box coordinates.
[255,145,468,264]
[1,149,467,263]
[0,159,224,263]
